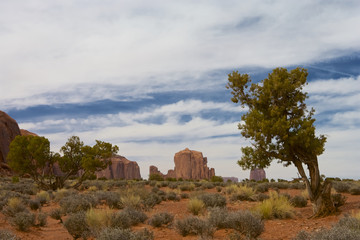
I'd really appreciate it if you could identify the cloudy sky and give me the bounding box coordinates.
[1,1,359,180]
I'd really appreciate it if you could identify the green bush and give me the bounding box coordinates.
[175,216,214,238]
[12,211,35,231]
[290,195,307,208]
[37,212,47,227]
[180,193,189,199]
[256,191,294,219]
[29,199,41,211]
[3,197,28,217]
[142,193,162,209]
[110,208,147,229]
[64,211,90,240]
[36,190,50,205]
[166,191,180,201]
[256,183,269,193]
[148,212,174,227]
[148,174,164,181]
[86,208,112,234]
[211,176,224,182]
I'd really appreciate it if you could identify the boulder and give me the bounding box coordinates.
[0,111,21,163]
[149,148,215,180]
[250,168,266,181]
[96,155,141,180]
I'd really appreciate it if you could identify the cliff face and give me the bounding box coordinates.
[96,155,141,180]
[0,111,21,163]
[250,168,266,181]
[149,148,215,180]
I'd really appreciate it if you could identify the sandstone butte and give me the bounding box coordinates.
[150,148,215,180]
[250,168,266,181]
[0,111,141,180]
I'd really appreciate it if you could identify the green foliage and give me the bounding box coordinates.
[148,174,164,181]
[85,208,112,234]
[3,197,27,217]
[64,211,90,239]
[256,191,294,219]
[7,135,118,190]
[29,199,41,211]
[210,176,224,182]
[60,194,97,214]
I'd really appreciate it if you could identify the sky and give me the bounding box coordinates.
[1,1,359,180]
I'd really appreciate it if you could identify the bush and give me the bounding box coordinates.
[36,190,50,205]
[180,193,189,199]
[142,193,162,210]
[256,191,294,219]
[208,207,229,229]
[175,216,214,238]
[211,176,224,182]
[0,229,20,240]
[120,194,141,209]
[253,193,270,202]
[228,185,256,201]
[179,183,195,191]
[97,228,154,240]
[188,198,205,215]
[333,181,351,193]
[3,197,27,217]
[110,208,147,229]
[86,208,112,234]
[256,183,269,193]
[29,199,41,211]
[37,212,47,227]
[148,212,174,227]
[148,174,164,181]
[350,186,360,195]
[226,210,264,239]
[60,194,97,214]
[64,211,90,240]
[290,195,307,208]
[12,211,35,231]
[50,208,63,223]
[197,193,227,208]
[166,191,180,201]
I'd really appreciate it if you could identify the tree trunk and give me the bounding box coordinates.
[310,179,336,218]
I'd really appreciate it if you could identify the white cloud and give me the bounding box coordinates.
[1,1,360,105]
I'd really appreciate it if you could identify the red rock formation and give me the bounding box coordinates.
[96,155,141,180]
[20,129,38,136]
[149,148,215,180]
[250,168,266,181]
[0,111,21,163]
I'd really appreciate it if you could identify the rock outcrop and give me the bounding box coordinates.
[20,129,38,136]
[250,168,266,181]
[0,111,21,163]
[96,155,141,180]
[149,148,215,180]
[223,177,239,183]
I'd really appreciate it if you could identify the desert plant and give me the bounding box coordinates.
[110,208,147,229]
[332,193,347,209]
[37,212,47,227]
[3,197,27,217]
[208,207,230,229]
[50,208,63,223]
[142,192,162,210]
[64,211,90,239]
[29,199,41,211]
[253,193,270,202]
[179,183,195,191]
[120,194,141,209]
[256,183,269,193]
[188,198,205,215]
[350,186,360,195]
[166,191,180,201]
[60,194,97,214]
[86,208,112,234]
[0,229,20,240]
[180,193,189,199]
[227,210,264,239]
[256,191,294,219]
[36,190,50,205]
[12,211,35,231]
[333,181,351,193]
[290,195,308,208]
[97,228,154,240]
[148,212,174,227]
[197,193,227,208]
[175,216,214,238]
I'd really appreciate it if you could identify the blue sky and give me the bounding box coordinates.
[1,1,359,180]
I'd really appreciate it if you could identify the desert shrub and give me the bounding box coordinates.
[131,228,154,240]
[168,182,178,189]
[151,186,159,193]
[203,182,215,189]
[290,195,308,208]
[175,216,214,238]
[332,193,347,209]
[333,181,351,193]
[60,194,97,214]
[148,212,174,227]
[253,193,270,202]
[216,186,222,192]
[228,185,256,201]
[256,183,269,193]
[166,191,180,201]
[188,198,205,215]
[269,182,290,189]
[180,193,189,199]
[179,183,195,191]
[149,174,164,181]
[29,199,41,211]
[36,190,50,205]
[208,207,229,229]
[50,208,63,223]
[0,229,20,240]
[86,208,112,234]
[197,193,226,208]
[110,208,147,229]
[97,228,154,240]
[54,188,76,202]
[142,192,162,210]
[294,216,360,240]
[226,210,264,239]
[256,191,294,219]
[120,194,141,209]
[350,186,360,195]
[3,197,27,217]
[101,191,123,209]
[64,211,90,239]
[12,211,35,231]
[37,212,47,227]
[290,182,306,189]
[211,176,224,182]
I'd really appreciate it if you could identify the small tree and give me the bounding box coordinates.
[7,135,118,190]
[226,67,335,217]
